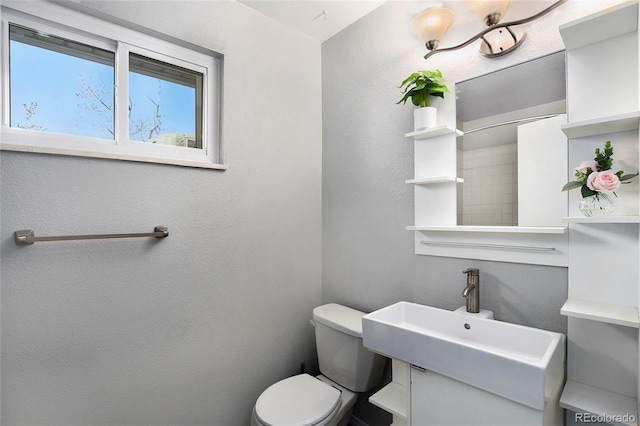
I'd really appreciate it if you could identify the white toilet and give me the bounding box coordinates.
[251,303,386,426]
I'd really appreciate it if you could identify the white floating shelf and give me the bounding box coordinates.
[560,380,638,426]
[561,299,639,328]
[561,111,640,138]
[405,125,462,140]
[560,0,638,50]
[562,216,640,224]
[406,225,567,234]
[369,382,408,420]
[405,176,463,185]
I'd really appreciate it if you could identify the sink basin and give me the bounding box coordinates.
[362,301,565,410]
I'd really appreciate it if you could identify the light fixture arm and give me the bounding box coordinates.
[424,0,567,60]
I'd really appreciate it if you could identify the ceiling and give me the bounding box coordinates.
[237,0,562,44]
[237,0,388,43]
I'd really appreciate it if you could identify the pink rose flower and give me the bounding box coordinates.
[575,160,598,174]
[587,171,621,193]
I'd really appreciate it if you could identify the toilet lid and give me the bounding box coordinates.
[255,374,341,426]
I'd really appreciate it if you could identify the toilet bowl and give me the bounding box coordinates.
[250,374,356,426]
[251,304,386,426]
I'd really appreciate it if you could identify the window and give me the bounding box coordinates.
[1,1,224,169]
[9,24,116,139]
[128,53,203,148]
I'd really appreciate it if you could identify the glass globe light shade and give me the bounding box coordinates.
[411,8,455,48]
[464,0,511,25]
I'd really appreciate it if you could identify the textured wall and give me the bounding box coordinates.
[0,1,322,424]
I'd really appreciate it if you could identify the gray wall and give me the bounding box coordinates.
[0,1,322,424]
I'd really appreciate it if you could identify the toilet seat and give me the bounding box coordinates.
[254,373,341,426]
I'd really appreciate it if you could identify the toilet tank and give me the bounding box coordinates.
[312,304,386,392]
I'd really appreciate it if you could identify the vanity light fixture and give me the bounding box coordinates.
[414,0,567,61]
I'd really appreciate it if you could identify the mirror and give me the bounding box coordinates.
[456,51,567,227]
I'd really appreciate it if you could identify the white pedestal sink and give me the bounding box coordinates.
[362,302,565,415]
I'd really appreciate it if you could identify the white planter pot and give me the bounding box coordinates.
[414,107,437,131]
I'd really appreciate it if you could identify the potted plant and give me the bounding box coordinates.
[562,140,638,216]
[397,69,450,131]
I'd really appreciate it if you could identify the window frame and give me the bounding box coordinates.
[0,0,225,170]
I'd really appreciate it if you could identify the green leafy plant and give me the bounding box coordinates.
[397,70,449,108]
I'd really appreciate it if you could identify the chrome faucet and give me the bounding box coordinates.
[462,268,480,313]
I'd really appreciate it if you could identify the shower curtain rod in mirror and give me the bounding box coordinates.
[463,114,561,135]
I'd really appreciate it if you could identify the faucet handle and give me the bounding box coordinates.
[462,268,479,275]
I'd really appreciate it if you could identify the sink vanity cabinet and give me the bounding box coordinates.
[410,366,562,426]
[370,359,563,426]
[369,359,410,425]
[363,302,565,426]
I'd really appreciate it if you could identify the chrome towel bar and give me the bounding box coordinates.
[420,240,556,252]
[14,225,169,246]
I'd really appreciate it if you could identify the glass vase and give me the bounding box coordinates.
[578,193,615,217]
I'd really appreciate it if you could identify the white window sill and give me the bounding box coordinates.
[0,129,227,170]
